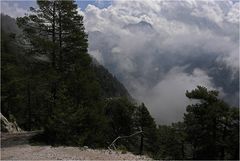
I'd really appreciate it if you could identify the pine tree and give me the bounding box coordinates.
[134,103,158,156]
[17,0,92,115]
[17,0,104,145]
[157,124,185,159]
[184,86,239,159]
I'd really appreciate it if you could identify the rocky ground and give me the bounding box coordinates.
[1,144,151,160]
[1,132,151,160]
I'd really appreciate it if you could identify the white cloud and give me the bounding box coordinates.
[191,1,224,24]
[225,2,240,24]
[89,50,105,65]
[77,7,85,17]
[135,67,221,124]
[217,47,239,75]
[85,0,239,123]
[86,0,239,67]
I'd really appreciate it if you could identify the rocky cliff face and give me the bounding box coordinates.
[1,113,22,133]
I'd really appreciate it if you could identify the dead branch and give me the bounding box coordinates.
[108,130,143,151]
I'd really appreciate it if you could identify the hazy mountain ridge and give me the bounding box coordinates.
[91,58,131,99]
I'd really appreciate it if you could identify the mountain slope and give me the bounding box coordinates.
[1,13,131,100]
[1,14,132,131]
[92,60,131,99]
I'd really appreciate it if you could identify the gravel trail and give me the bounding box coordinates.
[1,144,151,160]
[1,132,151,160]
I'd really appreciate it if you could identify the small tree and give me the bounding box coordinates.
[134,103,158,156]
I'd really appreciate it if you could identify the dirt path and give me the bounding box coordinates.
[1,132,151,160]
[1,131,42,148]
[1,145,151,160]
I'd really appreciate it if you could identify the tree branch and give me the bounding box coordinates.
[108,130,143,151]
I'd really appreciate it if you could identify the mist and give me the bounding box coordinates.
[82,0,239,124]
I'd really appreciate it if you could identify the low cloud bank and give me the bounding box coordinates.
[83,0,239,123]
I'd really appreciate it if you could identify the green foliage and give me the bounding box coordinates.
[154,86,239,160]
[104,97,136,137]
[156,122,186,159]
[92,63,131,99]
[134,103,158,156]
[102,99,159,156]
[14,0,128,148]
[184,86,239,159]
[44,101,108,147]
[1,24,50,130]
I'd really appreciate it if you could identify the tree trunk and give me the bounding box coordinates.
[51,81,57,115]
[220,122,227,159]
[192,144,196,159]
[52,1,56,68]
[51,1,56,116]
[59,8,63,71]
[181,142,185,159]
[139,133,144,155]
[27,81,31,131]
[212,117,217,159]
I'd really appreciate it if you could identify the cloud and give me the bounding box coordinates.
[85,0,239,70]
[85,0,239,123]
[77,7,85,17]
[134,67,222,124]
[89,50,105,65]
[217,47,239,75]
[1,2,27,18]
[226,2,240,24]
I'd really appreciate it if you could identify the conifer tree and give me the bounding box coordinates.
[17,0,92,114]
[184,86,239,159]
[17,0,101,143]
[134,103,158,156]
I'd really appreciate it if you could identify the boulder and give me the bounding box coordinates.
[1,113,22,133]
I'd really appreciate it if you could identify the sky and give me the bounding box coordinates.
[1,0,239,124]
[1,0,115,19]
[1,0,112,15]
[1,0,239,12]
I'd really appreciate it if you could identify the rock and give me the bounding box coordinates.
[0,113,22,133]
[83,146,88,150]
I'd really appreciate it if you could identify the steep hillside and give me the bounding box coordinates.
[1,14,20,34]
[92,60,131,99]
[1,14,131,100]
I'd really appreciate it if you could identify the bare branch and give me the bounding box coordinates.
[108,130,143,151]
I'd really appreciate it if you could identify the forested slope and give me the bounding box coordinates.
[1,13,131,129]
